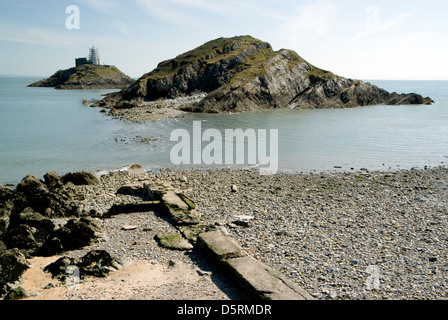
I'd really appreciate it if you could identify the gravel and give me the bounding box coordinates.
[46,169,246,300]
[60,165,447,300]
[107,93,207,123]
[150,166,448,300]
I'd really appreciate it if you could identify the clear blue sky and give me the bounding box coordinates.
[0,0,447,80]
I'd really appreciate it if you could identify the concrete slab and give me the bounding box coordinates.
[196,231,248,262]
[162,191,190,211]
[106,201,161,217]
[224,256,315,300]
[144,183,200,225]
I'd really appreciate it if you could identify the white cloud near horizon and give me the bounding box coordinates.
[286,0,340,36]
[74,0,122,14]
[117,22,133,36]
[0,27,75,47]
[135,0,288,24]
[394,31,433,46]
[348,11,413,42]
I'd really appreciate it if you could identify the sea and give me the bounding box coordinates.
[0,77,447,185]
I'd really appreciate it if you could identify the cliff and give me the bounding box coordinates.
[28,65,135,90]
[93,36,433,115]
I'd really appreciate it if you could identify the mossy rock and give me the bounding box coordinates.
[177,224,209,243]
[177,193,196,210]
[4,287,29,300]
[28,65,134,89]
[155,232,193,251]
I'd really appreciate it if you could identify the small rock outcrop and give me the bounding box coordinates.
[0,171,118,299]
[3,208,56,255]
[61,171,101,186]
[44,250,122,280]
[0,171,102,257]
[94,35,433,117]
[28,64,134,90]
[39,217,102,256]
[13,173,84,219]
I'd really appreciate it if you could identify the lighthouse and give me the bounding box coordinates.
[89,46,100,65]
[75,46,101,67]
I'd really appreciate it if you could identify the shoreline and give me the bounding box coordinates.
[5,165,447,300]
[94,93,207,123]
[5,162,444,188]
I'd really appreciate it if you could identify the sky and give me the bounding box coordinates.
[0,0,447,80]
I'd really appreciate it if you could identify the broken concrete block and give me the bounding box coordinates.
[196,230,247,262]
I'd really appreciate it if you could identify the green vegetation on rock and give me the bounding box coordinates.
[147,36,267,81]
[96,35,434,114]
[28,64,134,90]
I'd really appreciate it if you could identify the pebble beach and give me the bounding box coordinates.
[61,165,448,300]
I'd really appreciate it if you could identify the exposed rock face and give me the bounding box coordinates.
[14,173,82,218]
[0,171,101,256]
[0,248,30,296]
[3,208,56,254]
[28,64,135,90]
[39,217,102,256]
[94,35,433,117]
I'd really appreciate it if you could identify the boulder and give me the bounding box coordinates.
[3,208,56,253]
[0,185,14,201]
[15,207,56,234]
[0,187,16,238]
[39,217,102,256]
[0,248,30,297]
[43,171,63,189]
[44,250,121,279]
[3,225,38,251]
[16,175,46,194]
[62,171,101,186]
[1,174,85,247]
[39,237,64,257]
[0,203,13,238]
[13,173,82,218]
[77,250,122,277]
[3,286,31,300]
[43,256,76,278]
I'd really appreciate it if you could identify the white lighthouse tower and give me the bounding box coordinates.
[89,46,100,65]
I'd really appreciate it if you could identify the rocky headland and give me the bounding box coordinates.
[28,64,135,90]
[92,35,433,122]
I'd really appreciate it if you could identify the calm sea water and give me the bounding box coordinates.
[0,77,447,184]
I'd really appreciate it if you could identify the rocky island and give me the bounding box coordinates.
[93,35,433,122]
[28,64,135,90]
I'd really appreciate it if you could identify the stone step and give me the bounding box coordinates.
[197,230,314,300]
[144,182,200,225]
[105,201,161,217]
